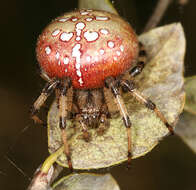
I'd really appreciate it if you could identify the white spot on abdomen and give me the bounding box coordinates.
[84,31,99,42]
[76,70,82,77]
[76,37,81,41]
[116,51,121,56]
[60,32,73,42]
[80,11,89,15]
[76,63,80,69]
[72,17,78,22]
[99,49,105,55]
[85,17,93,22]
[52,29,60,36]
[86,56,91,62]
[58,17,70,22]
[108,41,115,48]
[96,16,109,21]
[63,57,69,65]
[76,22,85,30]
[95,57,99,62]
[120,45,124,52]
[100,29,109,35]
[72,43,81,63]
[75,22,86,40]
[72,43,84,85]
[56,52,60,60]
[45,46,51,55]
[78,78,83,84]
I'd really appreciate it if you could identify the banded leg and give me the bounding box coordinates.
[81,122,91,142]
[76,114,91,142]
[58,80,73,171]
[120,80,174,135]
[55,88,61,109]
[30,80,59,125]
[129,42,147,77]
[105,77,132,166]
[97,113,109,135]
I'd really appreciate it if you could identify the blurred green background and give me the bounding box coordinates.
[0,0,196,189]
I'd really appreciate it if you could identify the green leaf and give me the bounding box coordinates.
[52,173,120,190]
[184,76,196,115]
[48,23,185,169]
[78,0,118,15]
[176,111,196,153]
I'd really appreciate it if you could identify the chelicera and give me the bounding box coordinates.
[31,9,174,171]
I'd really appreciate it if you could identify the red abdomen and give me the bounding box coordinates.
[36,10,138,89]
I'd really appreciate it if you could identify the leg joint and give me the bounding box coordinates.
[121,80,135,92]
[42,80,59,95]
[139,50,147,57]
[127,151,132,157]
[59,116,67,129]
[104,76,115,89]
[129,66,142,77]
[122,115,132,128]
[66,154,71,161]
[30,106,38,116]
[111,86,119,97]
[146,99,156,110]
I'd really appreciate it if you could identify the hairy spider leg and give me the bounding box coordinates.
[105,77,132,167]
[129,42,147,77]
[58,79,73,171]
[120,80,174,135]
[75,114,91,142]
[97,111,110,135]
[30,80,59,125]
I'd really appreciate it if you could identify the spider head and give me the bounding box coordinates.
[81,108,100,128]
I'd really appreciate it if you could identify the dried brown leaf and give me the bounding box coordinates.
[48,23,185,169]
[52,173,120,190]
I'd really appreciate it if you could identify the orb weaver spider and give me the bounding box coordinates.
[30,9,174,171]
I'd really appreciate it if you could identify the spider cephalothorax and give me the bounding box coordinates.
[73,89,109,129]
[31,9,174,171]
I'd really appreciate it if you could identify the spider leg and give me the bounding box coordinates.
[76,114,91,142]
[58,79,73,171]
[30,79,59,125]
[97,113,109,135]
[120,79,174,135]
[129,42,147,77]
[97,104,110,135]
[55,88,61,109]
[81,121,91,142]
[105,77,132,166]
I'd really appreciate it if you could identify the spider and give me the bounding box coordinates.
[30,9,174,171]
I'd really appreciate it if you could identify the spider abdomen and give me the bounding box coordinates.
[36,9,138,89]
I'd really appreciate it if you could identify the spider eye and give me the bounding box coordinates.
[83,114,88,120]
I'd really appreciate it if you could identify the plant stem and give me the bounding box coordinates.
[143,0,173,32]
